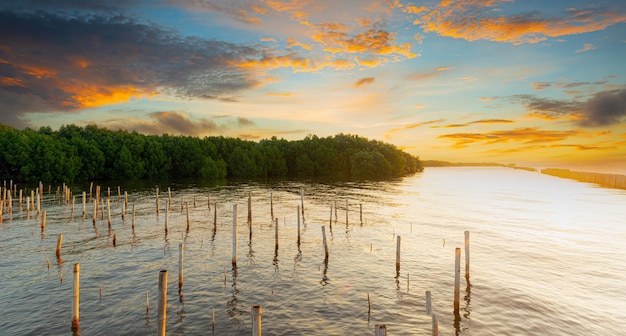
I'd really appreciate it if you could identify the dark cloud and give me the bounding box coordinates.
[0,9,265,127]
[578,89,626,127]
[104,111,221,136]
[508,88,626,127]
[237,117,255,127]
[0,0,135,12]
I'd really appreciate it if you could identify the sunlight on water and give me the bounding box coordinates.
[0,167,624,335]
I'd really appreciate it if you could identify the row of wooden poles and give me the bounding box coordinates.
[4,181,471,335]
[541,168,626,190]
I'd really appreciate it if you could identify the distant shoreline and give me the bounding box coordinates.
[422,160,536,172]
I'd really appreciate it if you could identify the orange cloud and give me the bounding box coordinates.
[67,83,151,108]
[414,1,626,44]
[439,127,587,148]
[266,92,294,97]
[385,119,446,139]
[1,76,27,88]
[286,38,312,50]
[354,77,375,88]
[532,82,551,90]
[234,54,355,73]
[431,118,514,128]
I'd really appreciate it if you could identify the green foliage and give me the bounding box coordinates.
[0,123,423,182]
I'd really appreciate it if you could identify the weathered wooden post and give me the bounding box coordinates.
[322,225,329,258]
[113,233,117,247]
[425,291,432,315]
[297,205,301,244]
[360,203,363,223]
[396,236,401,273]
[56,234,63,259]
[71,263,80,331]
[464,230,470,277]
[232,204,238,265]
[41,210,47,232]
[300,187,304,219]
[345,198,349,224]
[248,191,252,223]
[158,270,168,336]
[274,218,279,251]
[132,204,136,234]
[251,305,262,336]
[107,198,112,228]
[82,192,86,219]
[270,192,274,220]
[156,187,160,215]
[213,202,218,228]
[186,202,190,232]
[179,243,184,289]
[165,204,169,234]
[432,314,439,336]
[454,247,461,311]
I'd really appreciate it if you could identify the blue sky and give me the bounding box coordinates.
[1,0,625,172]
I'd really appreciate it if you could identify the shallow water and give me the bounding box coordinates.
[1,167,625,335]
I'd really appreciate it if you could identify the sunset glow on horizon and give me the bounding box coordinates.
[1,0,625,172]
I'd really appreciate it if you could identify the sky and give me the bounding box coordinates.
[1,0,625,173]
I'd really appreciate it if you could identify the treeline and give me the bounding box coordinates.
[0,123,423,183]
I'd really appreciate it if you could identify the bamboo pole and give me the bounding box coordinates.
[41,210,46,232]
[345,198,348,224]
[207,193,211,210]
[71,196,75,218]
[329,204,333,230]
[37,191,40,216]
[181,196,184,213]
[146,291,150,314]
[107,198,112,228]
[117,186,121,201]
[113,233,117,247]
[179,243,184,288]
[26,196,30,219]
[322,225,329,258]
[82,192,86,219]
[89,182,93,201]
[158,270,168,336]
[251,305,262,336]
[395,236,401,273]
[156,187,160,215]
[124,191,128,209]
[360,203,362,223]
[232,204,238,265]
[454,247,461,311]
[168,187,171,210]
[270,192,273,220]
[375,324,387,336]
[464,230,470,277]
[0,199,3,224]
[425,291,432,315]
[92,199,97,224]
[71,263,80,331]
[100,198,104,220]
[297,205,301,244]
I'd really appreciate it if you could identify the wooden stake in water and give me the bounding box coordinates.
[41,210,47,232]
[274,218,279,250]
[425,291,432,315]
[270,192,273,220]
[158,270,168,336]
[164,205,169,234]
[71,196,75,218]
[156,187,160,215]
[232,204,238,265]
[71,263,80,331]
[360,203,363,223]
[56,234,63,258]
[213,203,218,228]
[300,187,304,219]
[179,243,184,288]
[454,247,461,311]
[375,324,387,336]
[82,192,86,219]
[395,236,401,273]
[124,191,128,210]
[297,205,301,244]
[251,305,262,336]
[113,233,117,247]
[464,230,470,277]
[145,291,150,313]
[345,199,348,224]
[427,314,437,336]
[186,202,190,232]
[322,225,329,258]
[107,198,112,227]
[132,204,136,234]
[247,191,252,224]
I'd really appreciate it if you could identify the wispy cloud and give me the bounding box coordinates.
[576,43,597,53]
[431,119,515,128]
[439,127,587,148]
[385,119,445,139]
[532,82,552,91]
[354,77,375,88]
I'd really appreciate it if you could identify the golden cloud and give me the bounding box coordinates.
[385,119,446,139]
[354,77,375,88]
[439,127,587,148]
[286,38,312,50]
[413,1,626,44]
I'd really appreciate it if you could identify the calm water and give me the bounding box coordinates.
[1,167,625,335]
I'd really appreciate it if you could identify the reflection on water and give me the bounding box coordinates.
[1,168,625,335]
